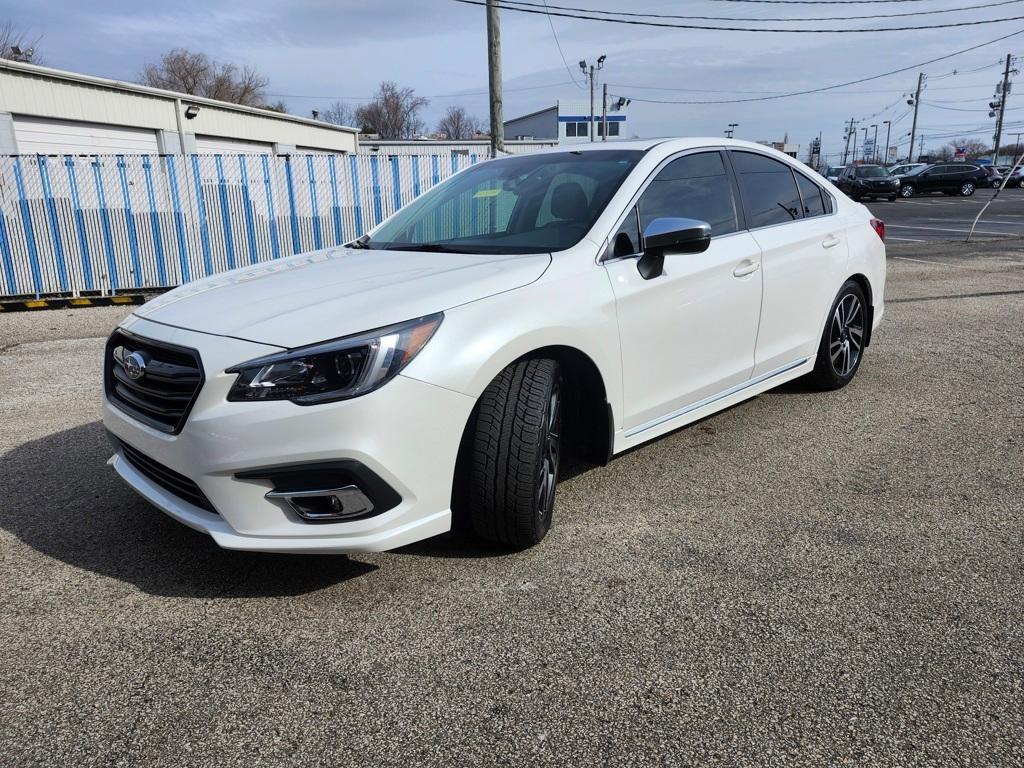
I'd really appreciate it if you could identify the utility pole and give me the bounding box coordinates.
[601,83,608,141]
[486,0,504,158]
[918,135,925,160]
[852,125,859,163]
[883,120,892,166]
[907,72,925,163]
[842,118,856,165]
[871,124,879,163]
[725,123,738,139]
[991,53,1016,164]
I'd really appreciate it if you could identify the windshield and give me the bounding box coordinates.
[366,150,644,254]
[855,166,889,178]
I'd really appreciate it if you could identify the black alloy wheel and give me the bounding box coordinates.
[808,280,868,391]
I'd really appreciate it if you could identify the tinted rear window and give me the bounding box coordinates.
[731,152,802,228]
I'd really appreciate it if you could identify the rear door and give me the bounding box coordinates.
[729,150,850,376]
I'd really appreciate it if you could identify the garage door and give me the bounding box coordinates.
[13,116,160,155]
[194,135,273,154]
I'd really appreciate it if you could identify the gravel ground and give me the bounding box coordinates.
[1,242,1022,766]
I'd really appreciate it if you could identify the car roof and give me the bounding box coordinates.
[521,137,800,156]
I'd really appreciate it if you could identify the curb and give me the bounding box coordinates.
[0,294,149,313]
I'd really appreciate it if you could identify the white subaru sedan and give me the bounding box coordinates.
[103,138,885,553]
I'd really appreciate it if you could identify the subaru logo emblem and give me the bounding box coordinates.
[114,346,147,380]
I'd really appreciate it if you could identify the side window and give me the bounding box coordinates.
[636,151,739,238]
[610,206,641,258]
[732,151,803,228]
[794,172,827,218]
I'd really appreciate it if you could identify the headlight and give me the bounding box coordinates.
[227,313,442,405]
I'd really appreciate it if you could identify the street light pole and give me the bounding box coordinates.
[580,55,606,143]
[883,120,892,165]
[871,124,879,163]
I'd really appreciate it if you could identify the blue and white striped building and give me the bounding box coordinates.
[503,99,630,144]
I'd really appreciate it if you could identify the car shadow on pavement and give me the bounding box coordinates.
[0,421,377,598]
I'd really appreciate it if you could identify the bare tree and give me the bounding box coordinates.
[0,21,42,63]
[355,81,428,139]
[319,100,357,127]
[140,48,271,108]
[436,106,482,140]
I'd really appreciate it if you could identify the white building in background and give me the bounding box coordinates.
[0,59,359,156]
[503,98,630,144]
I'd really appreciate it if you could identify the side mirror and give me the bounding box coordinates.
[638,217,711,280]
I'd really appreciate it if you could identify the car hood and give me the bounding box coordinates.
[135,247,552,348]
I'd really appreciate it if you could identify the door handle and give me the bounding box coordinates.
[822,235,841,249]
[732,261,760,278]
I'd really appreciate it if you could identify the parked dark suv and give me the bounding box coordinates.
[836,165,900,201]
[896,163,988,198]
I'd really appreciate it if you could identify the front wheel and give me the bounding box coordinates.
[465,358,562,548]
[887,195,898,202]
[960,182,976,197]
[808,280,868,391]
[899,184,915,198]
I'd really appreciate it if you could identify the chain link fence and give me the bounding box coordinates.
[0,152,482,298]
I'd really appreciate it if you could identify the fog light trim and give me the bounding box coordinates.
[265,485,374,522]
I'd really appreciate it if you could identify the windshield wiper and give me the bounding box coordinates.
[384,243,477,253]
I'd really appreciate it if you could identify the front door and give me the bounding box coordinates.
[603,150,763,433]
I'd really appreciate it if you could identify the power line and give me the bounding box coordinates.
[701,0,943,4]
[607,26,1024,104]
[540,0,584,88]
[453,0,1024,33]
[490,0,1024,23]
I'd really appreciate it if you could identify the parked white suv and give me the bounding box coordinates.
[103,139,885,553]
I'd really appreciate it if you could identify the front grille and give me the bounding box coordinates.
[105,330,203,434]
[116,438,218,514]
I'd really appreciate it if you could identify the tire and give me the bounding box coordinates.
[808,280,868,391]
[887,195,897,202]
[466,358,563,548]
[960,182,976,197]
[899,184,915,198]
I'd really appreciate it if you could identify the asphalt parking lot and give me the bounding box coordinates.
[869,185,1024,244]
[2,239,1023,766]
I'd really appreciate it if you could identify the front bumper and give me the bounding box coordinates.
[103,316,476,553]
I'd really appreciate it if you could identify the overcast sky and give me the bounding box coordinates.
[5,0,1024,162]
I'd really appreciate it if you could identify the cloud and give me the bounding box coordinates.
[1,0,1016,158]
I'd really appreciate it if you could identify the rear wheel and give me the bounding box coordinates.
[808,280,868,391]
[887,195,897,202]
[899,184,915,198]
[960,181,976,197]
[465,358,562,548]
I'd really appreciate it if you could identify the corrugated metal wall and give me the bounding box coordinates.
[0,152,482,298]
